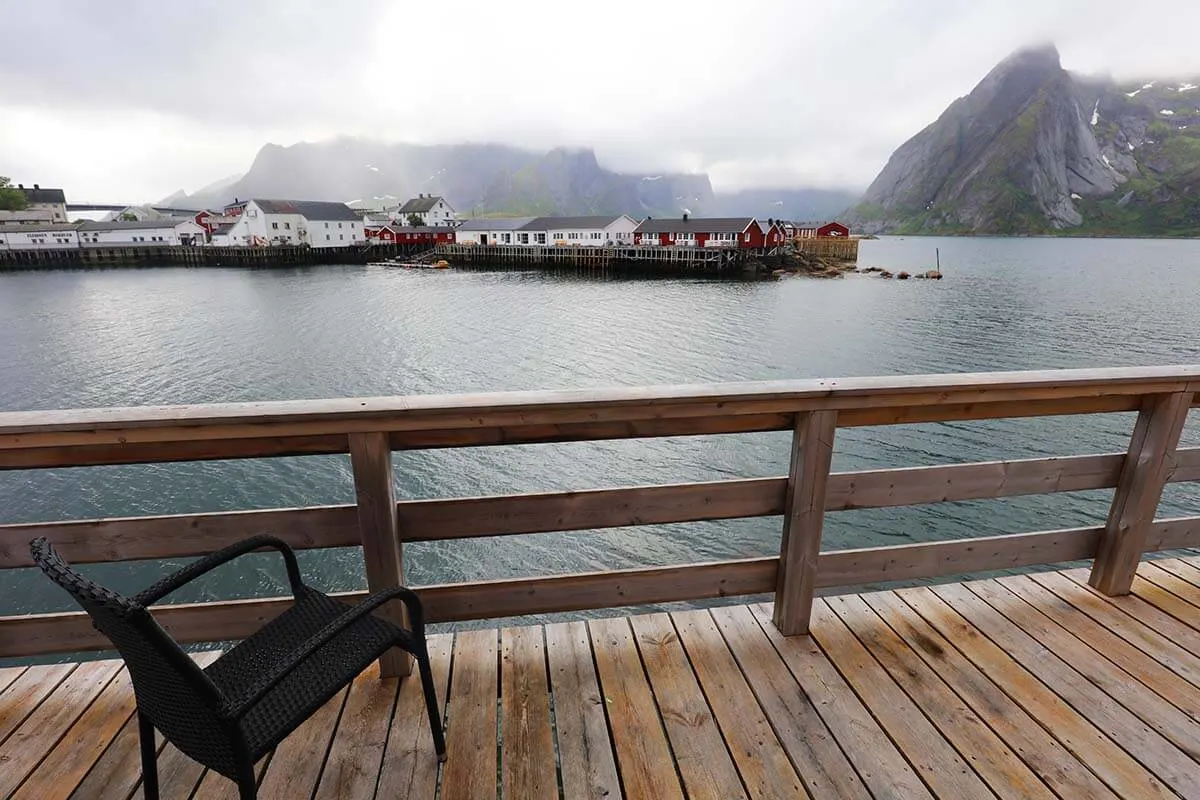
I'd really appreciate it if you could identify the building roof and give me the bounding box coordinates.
[79,219,196,231]
[251,199,361,221]
[456,217,536,232]
[794,220,847,229]
[396,196,446,214]
[633,217,758,234]
[381,226,451,234]
[0,210,56,222]
[520,216,627,231]
[211,222,237,235]
[18,185,67,205]
[0,223,79,234]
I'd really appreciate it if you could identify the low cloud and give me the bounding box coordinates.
[2,0,1198,200]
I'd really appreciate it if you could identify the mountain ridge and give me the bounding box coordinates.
[847,45,1200,235]
[168,139,856,221]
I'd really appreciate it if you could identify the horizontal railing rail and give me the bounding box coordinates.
[2,366,1198,670]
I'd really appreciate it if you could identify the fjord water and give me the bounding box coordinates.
[2,236,1199,620]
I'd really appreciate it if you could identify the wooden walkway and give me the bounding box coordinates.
[4,556,1200,799]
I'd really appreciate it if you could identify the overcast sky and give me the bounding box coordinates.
[2,0,1198,202]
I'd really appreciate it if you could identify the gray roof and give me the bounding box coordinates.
[251,200,360,221]
[633,217,758,234]
[18,186,67,204]
[79,219,195,231]
[456,217,536,231]
[397,196,445,213]
[211,222,237,234]
[0,223,78,234]
[520,216,625,231]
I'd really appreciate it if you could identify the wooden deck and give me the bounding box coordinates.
[1,557,1198,799]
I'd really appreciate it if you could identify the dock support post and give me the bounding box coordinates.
[1089,391,1193,595]
[773,410,837,635]
[349,431,412,677]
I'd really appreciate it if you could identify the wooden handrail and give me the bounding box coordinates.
[1,367,1197,660]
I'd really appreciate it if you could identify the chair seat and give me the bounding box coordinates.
[205,586,409,758]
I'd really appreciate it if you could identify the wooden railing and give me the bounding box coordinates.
[2,366,1198,676]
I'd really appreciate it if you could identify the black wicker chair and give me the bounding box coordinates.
[30,534,446,800]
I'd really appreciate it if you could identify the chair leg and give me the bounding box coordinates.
[236,759,257,800]
[415,647,447,761]
[137,710,159,800]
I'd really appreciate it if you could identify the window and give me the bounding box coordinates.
[325,222,329,229]
[272,222,279,230]
[744,233,750,242]
[338,222,343,229]
[284,222,291,230]
[339,234,344,240]
[326,234,331,241]
[518,233,528,244]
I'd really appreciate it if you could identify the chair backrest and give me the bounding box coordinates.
[30,538,239,772]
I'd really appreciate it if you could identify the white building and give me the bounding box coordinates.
[15,185,68,223]
[394,195,456,227]
[218,199,365,248]
[0,224,79,250]
[525,215,639,246]
[454,217,536,246]
[78,219,205,246]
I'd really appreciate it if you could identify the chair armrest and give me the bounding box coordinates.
[135,534,306,606]
[221,587,424,718]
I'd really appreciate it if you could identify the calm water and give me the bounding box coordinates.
[2,236,1199,623]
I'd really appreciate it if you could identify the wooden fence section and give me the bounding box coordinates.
[1,366,1199,657]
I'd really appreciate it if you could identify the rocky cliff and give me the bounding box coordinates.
[850,45,1200,235]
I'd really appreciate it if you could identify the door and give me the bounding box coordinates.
[480,234,488,245]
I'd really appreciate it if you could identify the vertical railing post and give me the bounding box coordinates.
[349,431,411,678]
[773,409,837,636]
[1089,391,1193,595]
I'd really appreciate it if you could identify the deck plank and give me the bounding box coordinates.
[0,659,122,798]
[312,662,399,800]
[1029,570,1200,688]
[67,651,221,800]
[0,662,74,745]
[1140,562,1200,610]
[500,626,557,800]
[12,665,136,800]
[712,604,872,799]
[745,603,927,800]
[629,612,747,800]
[1152,557,1200,587]
[544,620,621,800]
[825,594,1054,800]
[900,585,1174,799]
[671,609,804,800]
[861,590,1118,799]
[1133,574,1200,628]
[998,573,1200,724]
[808,600,994,799]
[1060,568,1200,655]
[376,634,453,800]
[441,629,499,800]
[254,685,350,799]
[589,615,685,800]
[969,577,1200,762]
[0,665,26,696]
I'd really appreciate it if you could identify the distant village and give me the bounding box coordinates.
[0,183,850,253]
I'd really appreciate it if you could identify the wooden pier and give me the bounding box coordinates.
[434,243,772,276]
[3,557,1199,799]
[0,243,428,271]
[1,365,1198,797]
[793,236,859,261]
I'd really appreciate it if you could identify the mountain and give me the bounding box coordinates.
[182,139,716,219]
[157,173,243,209]
[848,45,1200,235]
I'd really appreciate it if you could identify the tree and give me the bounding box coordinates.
[406,213,423,227]
[117,211,138,222]
[0,176,28,211]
